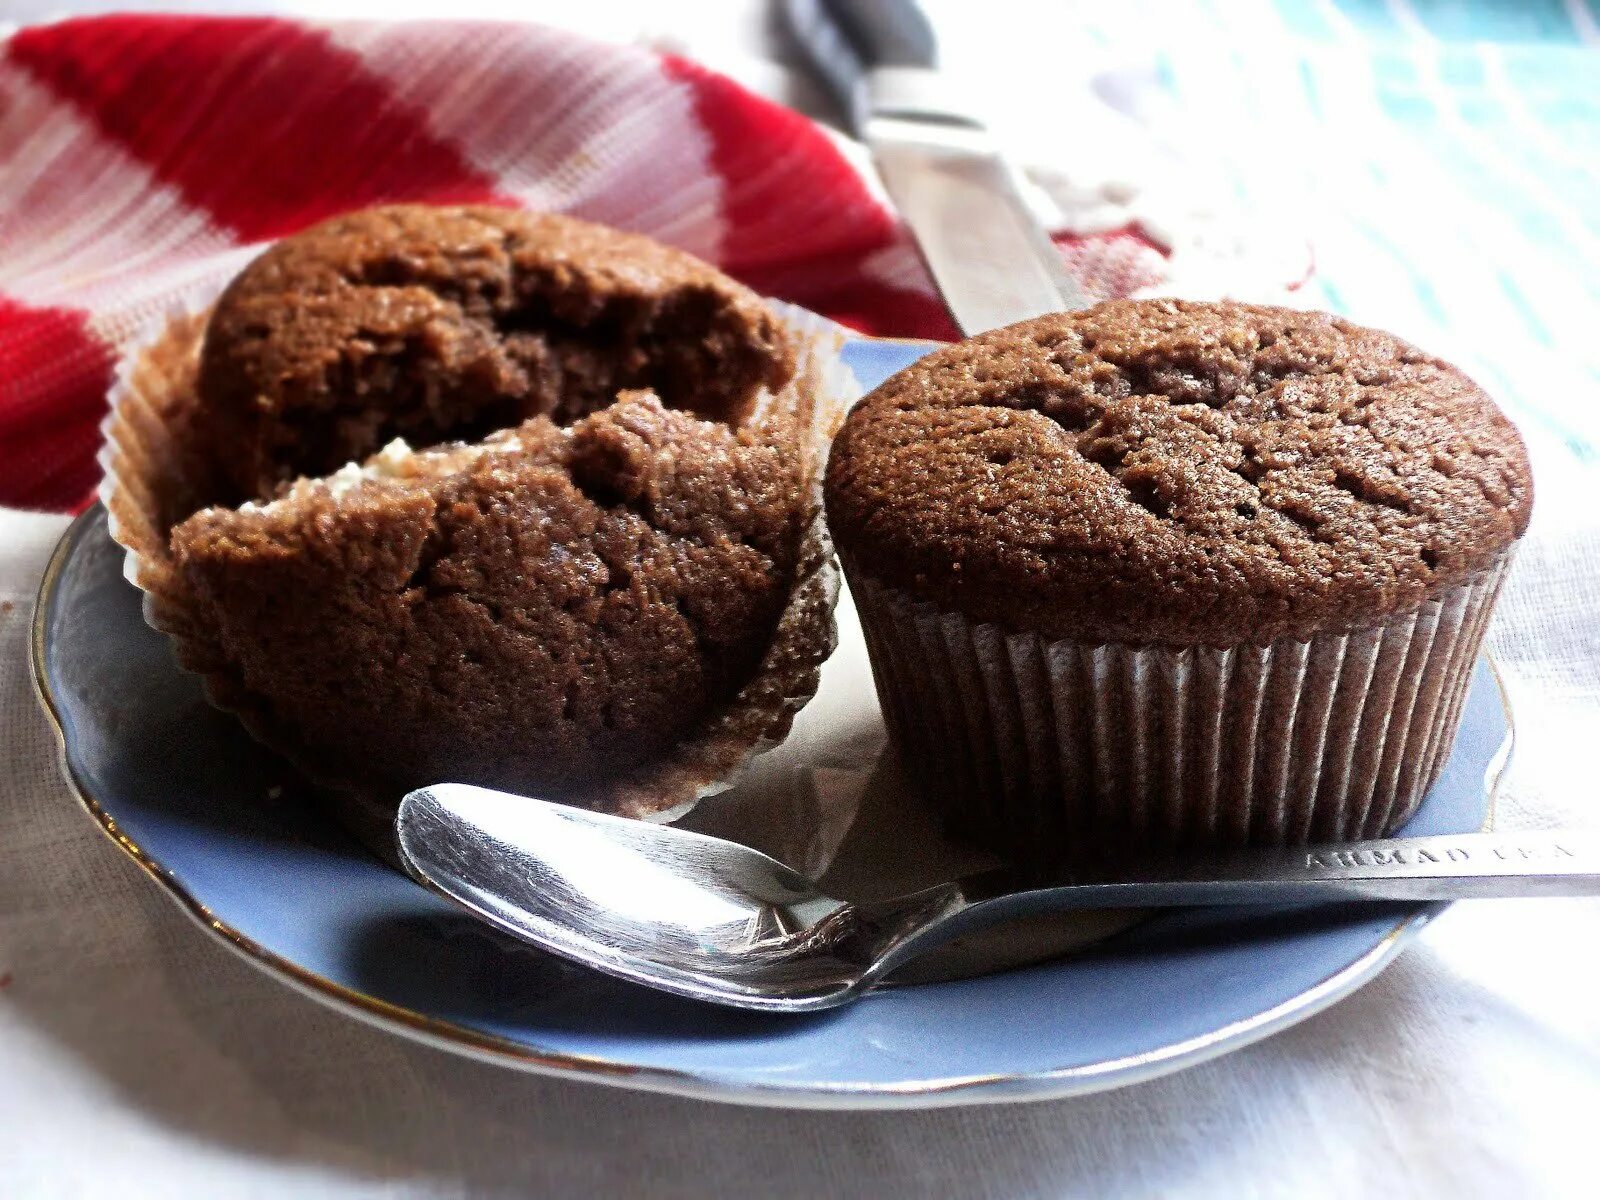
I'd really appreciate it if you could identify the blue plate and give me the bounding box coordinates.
[32,338,1510,1109]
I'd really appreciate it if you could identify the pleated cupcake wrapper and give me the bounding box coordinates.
[99,293,858,844]
[849,552,1511,861]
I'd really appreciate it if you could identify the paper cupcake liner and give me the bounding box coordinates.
[848,552,1512,862]
[99,293,857,849]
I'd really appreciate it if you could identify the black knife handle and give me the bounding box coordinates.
[817,0,936,69]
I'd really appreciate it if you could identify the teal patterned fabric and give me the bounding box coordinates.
[1134,0,1600,460]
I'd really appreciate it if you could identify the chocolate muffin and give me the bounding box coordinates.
[826,299,1531,860]
[102,204,847,825]
[199,204,795,503]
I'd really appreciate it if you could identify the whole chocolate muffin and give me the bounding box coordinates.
[200,204,795,502]
[827,299,1531,859]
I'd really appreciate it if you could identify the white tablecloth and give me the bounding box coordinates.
[4,4,1599,1197]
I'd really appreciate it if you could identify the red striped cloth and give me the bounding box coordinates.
[0,15,1169,512]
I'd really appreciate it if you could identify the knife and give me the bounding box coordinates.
[783,0,1089,334]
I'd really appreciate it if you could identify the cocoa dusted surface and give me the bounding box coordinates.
[200,204,795,502]
[170,393,801,801]
[826,300,1532,646]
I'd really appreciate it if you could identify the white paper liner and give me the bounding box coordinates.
[98,290,859,854]
[849,551,1513,862]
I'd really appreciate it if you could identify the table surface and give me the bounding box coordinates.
[3,3,1599,1198]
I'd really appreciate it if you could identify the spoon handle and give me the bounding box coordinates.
[954,830,1600,911]
[851,831,1600,985]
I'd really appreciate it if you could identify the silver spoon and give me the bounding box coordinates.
[395,783,1600,1013]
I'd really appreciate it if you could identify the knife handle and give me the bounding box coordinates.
[818,0,936,69]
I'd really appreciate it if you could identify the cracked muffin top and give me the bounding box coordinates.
[825,299,1532,645]
[200,204,795,502]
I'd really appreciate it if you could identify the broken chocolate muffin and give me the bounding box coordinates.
[119,204,838,819]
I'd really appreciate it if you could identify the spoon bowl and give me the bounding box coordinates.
[398,784,884,1009]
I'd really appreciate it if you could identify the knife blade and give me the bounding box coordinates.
[783,0,1088,334]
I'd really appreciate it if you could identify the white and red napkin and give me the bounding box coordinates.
[0,14,1193,513]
